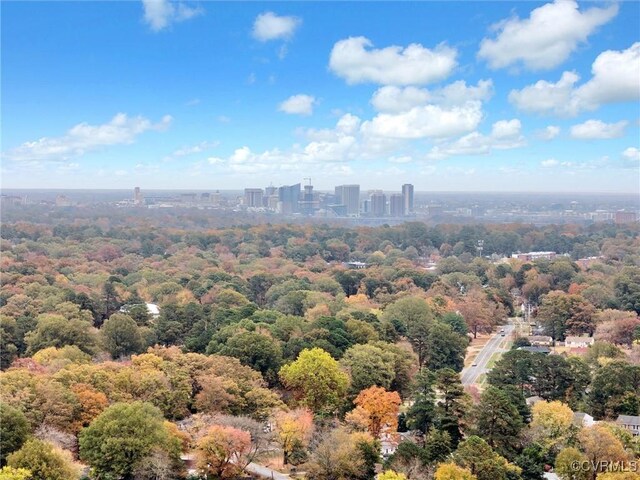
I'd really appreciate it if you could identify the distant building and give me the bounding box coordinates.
[133,187,143,205]
[402,183,414,215]
[55,195,72,207]
[428,205,444,217]
[335,184,360,216]
[278,183,301,214]
[572,412,595,428]
[527,335,553,346]
[389,194,404,217]
[211,191,221,206]
[370,191,386,216]
[615,210,637,224]
[299,184,318,215]
[518,346,551,354]
[565,336,594,348]
[244,188,264,208]
[616,415,640,436]
[512,251,557,262]
[344,261,368,269]
[526,396,543,407]
[119,303,160,319]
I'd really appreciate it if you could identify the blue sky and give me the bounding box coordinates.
[2,0,639,192]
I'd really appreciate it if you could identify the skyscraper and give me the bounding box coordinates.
[389,193,404,217]
[402,184,414,215]
[334,184,360,216]
[133,187,143,205]
[278,183,301,214]
[244,188,264,208]
[370,191,386,217]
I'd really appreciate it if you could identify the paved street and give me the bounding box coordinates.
[244,462,291,480]
[460,324,514,386]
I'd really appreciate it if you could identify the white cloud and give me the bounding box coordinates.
[425,118,525,160]
[278,94,316,116]
[541,158,559,168]
[509,43,640,116]
[388,155,414,164]
[622,147,640,163]
[142,0,203,32]
[252,12,301,42]
[329,36,457,85]
[3,113,172,163]
[478,0,618,71]
[362,101,483,140]
[371,80,492,113]
[570,119,627,139]
[575,42,640,107]
[164,141,219,161]
[536,125,561,140]
[509,71,580,116]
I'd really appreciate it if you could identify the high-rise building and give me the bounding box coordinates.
[334,184,360,216]
[402,184,414,215]
[278,183,301,214]
[370,191,386,217]
[299,184,318,215]
[244,188,264,208]
[389,193,404,217]
[133,186,143,205]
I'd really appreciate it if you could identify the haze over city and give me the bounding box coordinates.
[2,0,639,193]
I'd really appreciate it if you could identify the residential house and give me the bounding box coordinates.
[572,412,595,428]
[528,335,553,346]
[616,415,640,436]
[565,336,594,348]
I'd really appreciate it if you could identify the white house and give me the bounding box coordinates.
[572,412,595,428]
[564,336,594,348]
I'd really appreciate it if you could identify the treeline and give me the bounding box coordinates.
[0,218,639,479]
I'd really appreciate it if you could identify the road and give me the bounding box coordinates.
[244,462,291,480]
[460,324,514,386]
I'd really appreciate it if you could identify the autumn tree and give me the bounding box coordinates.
[279,348,349,414]
[578,425,630,480]
[456,288,498,339]
[305,428,378,480]
[196,425,251,479]
[0,467,31,480]
[554,447,589,480]
[529,400,573,452]
[273,408,314,465]
[434,463,477,480]
[536,291,596,341]
[7,439,79,480]
[348,386,401,437]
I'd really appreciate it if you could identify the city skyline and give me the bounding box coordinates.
[2,1,639,193]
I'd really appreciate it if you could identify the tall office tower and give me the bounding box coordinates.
[370,191,387,217]
[211,190,221,206]
[402,184,414,215]
[133,186,143,205]
[389,193,404,217]
[264,185,277,197]
[278,183,301,214]
[299,184,317,215]
[334,184,360,216]
[244,188,264,208]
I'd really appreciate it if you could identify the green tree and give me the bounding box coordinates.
[279,348,349,415]
[0,404,30,465]
[341,344,396,395]
[453,436,521,480]
[435,368,468,447]
[614,266,640,314]
[406,369,436,434]
[589,360,640,419]
[472,386,524,457]
[7,439,79,480]
[381,297,435,369]
[100,313,143,358]
[79,402,181,479]
[423,322,468,372]
[24,314,96,355]
[218,331,283,384]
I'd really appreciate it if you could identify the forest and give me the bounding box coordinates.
[1,209,639,480]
